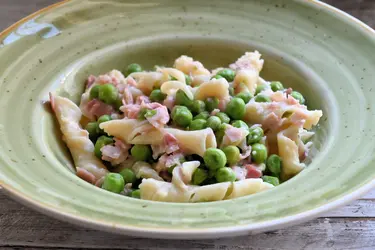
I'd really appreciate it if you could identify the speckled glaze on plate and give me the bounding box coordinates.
[0,0,374,239]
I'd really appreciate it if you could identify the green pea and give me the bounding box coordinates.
[215,124,227,145]
[231,120,249,130]
[189,119,207,130]
[102,173,125,193]
[229,87,235,96]
[291,91,305,105]
[203,148,227,171]
[254,94,272,103]
[192,168,208,185]
[262,175,280,186]
[216,68,235,82]
[236,91,253,103]
[126,63,142,76]
[225,97,246,120]
[97,115,112,124]
[149,89,166,102]
[247,127,264,145]
[175,89,193,107]
[131,189,141,198]
[255,84,268,95]
[94,136,114,158]
[194,111,210,120]
[191,100,206,114]
[205,97,219,112]
[85,122,100,140]
[215,167,236,182]
[251,143,268,164]
[266,154,282,177]
[222,146,241,166]
[215,112,230,124]
[206,116,222,131]
[130,145,152,161]
[270,81,284,92]
[211,75,224,80]
[89,85,100,99]
[119,168,137,185]
[171,105,193,127]
[98,83,118,105]
[185,74,192,85]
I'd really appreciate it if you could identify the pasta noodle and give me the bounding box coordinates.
[50,95,108,182]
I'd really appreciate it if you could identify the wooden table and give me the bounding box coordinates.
[1,1,374,249]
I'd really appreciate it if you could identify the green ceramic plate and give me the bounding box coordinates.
[0,0,375,239]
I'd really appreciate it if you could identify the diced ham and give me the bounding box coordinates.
[101,138,131,165]
[86,75,97,89]
[142,102,170,129]
[151,133,179,159]
[226,126,248,143]
[84,99,114,118]
[218,97,230,112]
[154,154,168,172]
[77,168,96,184]
[123,85,134,105]
[159,170,172,182]
[136,95,150,105]
[98,74,112,84]
[285,87,293,95]
[210,109,221,116]
[245,164,263,178]
[232,166,247,180]
[263,113,282,132]
[121,104,141,119]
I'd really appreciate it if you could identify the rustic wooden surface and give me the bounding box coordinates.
[1,1,374,249]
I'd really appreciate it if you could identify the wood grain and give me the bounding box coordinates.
[0,0,375,249]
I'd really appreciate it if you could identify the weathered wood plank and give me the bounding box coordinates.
[1,193,375,249]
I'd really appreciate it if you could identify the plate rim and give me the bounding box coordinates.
[0,0,375,239]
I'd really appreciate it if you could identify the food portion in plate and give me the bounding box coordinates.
[50,51,322,202]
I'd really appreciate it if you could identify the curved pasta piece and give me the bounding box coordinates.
[226,178,273,199]
[194,78,230,100]
[101,120,216,156]
[244,100,322,130]
[157,67,186,84]
[230,51,264,72]
[172,161,200,189]
[165,128,217,157]
[99,119,161,145]
[50,94,108,183]
[277,125,305,179]
[160,80,194,100]
[129,71,167,95]
[233,69,258,94]
[191,75,211,87]
[132,161,163,181]
[139,177,273,202]
[140,178,195,202]
[190,182,231,202]
[174,55,210,76]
